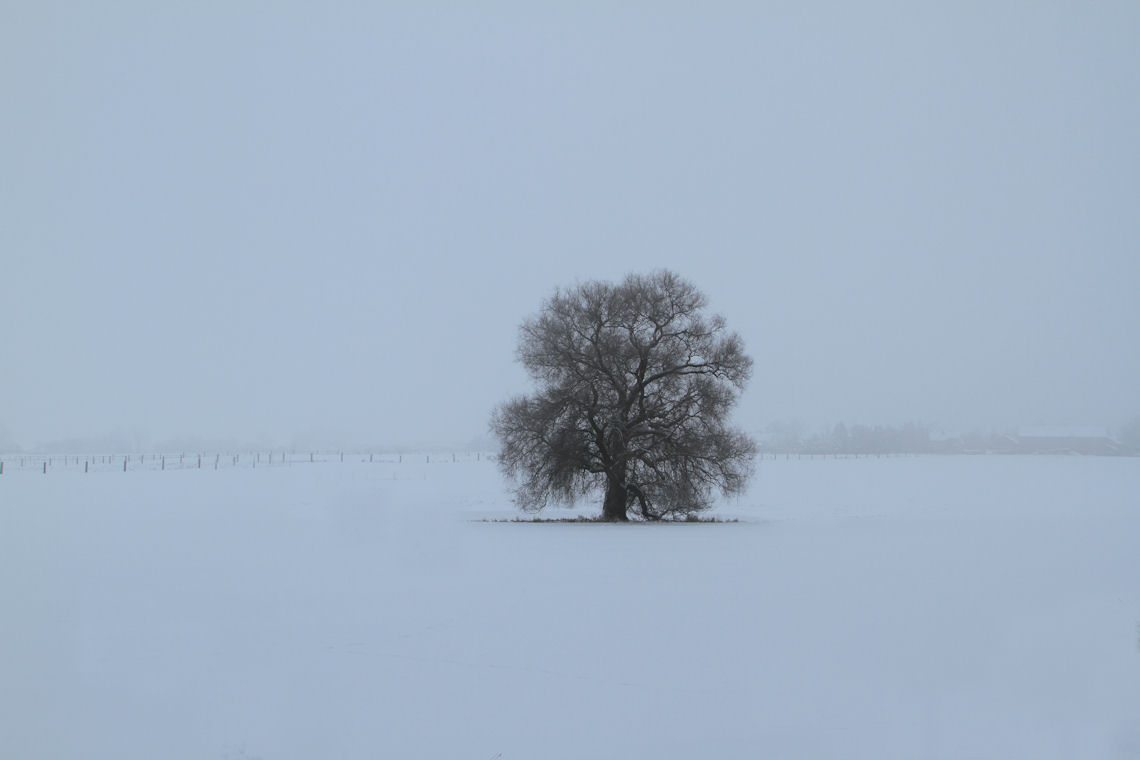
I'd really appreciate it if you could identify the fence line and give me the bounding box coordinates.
[0,450,495,476]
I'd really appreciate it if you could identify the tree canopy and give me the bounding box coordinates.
[491,270,755,521]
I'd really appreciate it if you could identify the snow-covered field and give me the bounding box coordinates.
[1,454,1138,759]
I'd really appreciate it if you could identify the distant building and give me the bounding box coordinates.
[1015,427,1122,456]
[990,434,1022,455]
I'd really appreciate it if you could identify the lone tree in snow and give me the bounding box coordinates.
[491,270,756,521]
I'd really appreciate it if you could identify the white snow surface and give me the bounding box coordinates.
[2,454,1138,759]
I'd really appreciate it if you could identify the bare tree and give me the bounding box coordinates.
[491,270,756,521]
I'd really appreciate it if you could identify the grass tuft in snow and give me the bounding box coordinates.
[475,515,740,523]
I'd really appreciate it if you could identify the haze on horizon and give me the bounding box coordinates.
[3,3,1138,451]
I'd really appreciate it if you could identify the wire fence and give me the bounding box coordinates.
[0,450,492,476]
[0,449,925,477]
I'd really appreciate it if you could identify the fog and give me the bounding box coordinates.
[3,3,1138,450]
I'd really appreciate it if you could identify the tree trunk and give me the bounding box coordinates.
[602,478,629,521]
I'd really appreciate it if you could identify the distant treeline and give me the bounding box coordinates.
[759,419,1140,456]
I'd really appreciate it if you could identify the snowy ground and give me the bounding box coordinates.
[1,454,1138,759]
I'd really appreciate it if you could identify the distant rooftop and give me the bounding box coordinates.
[1017,426,1112,439]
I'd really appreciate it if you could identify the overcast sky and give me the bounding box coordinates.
[2,2,1138,449]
